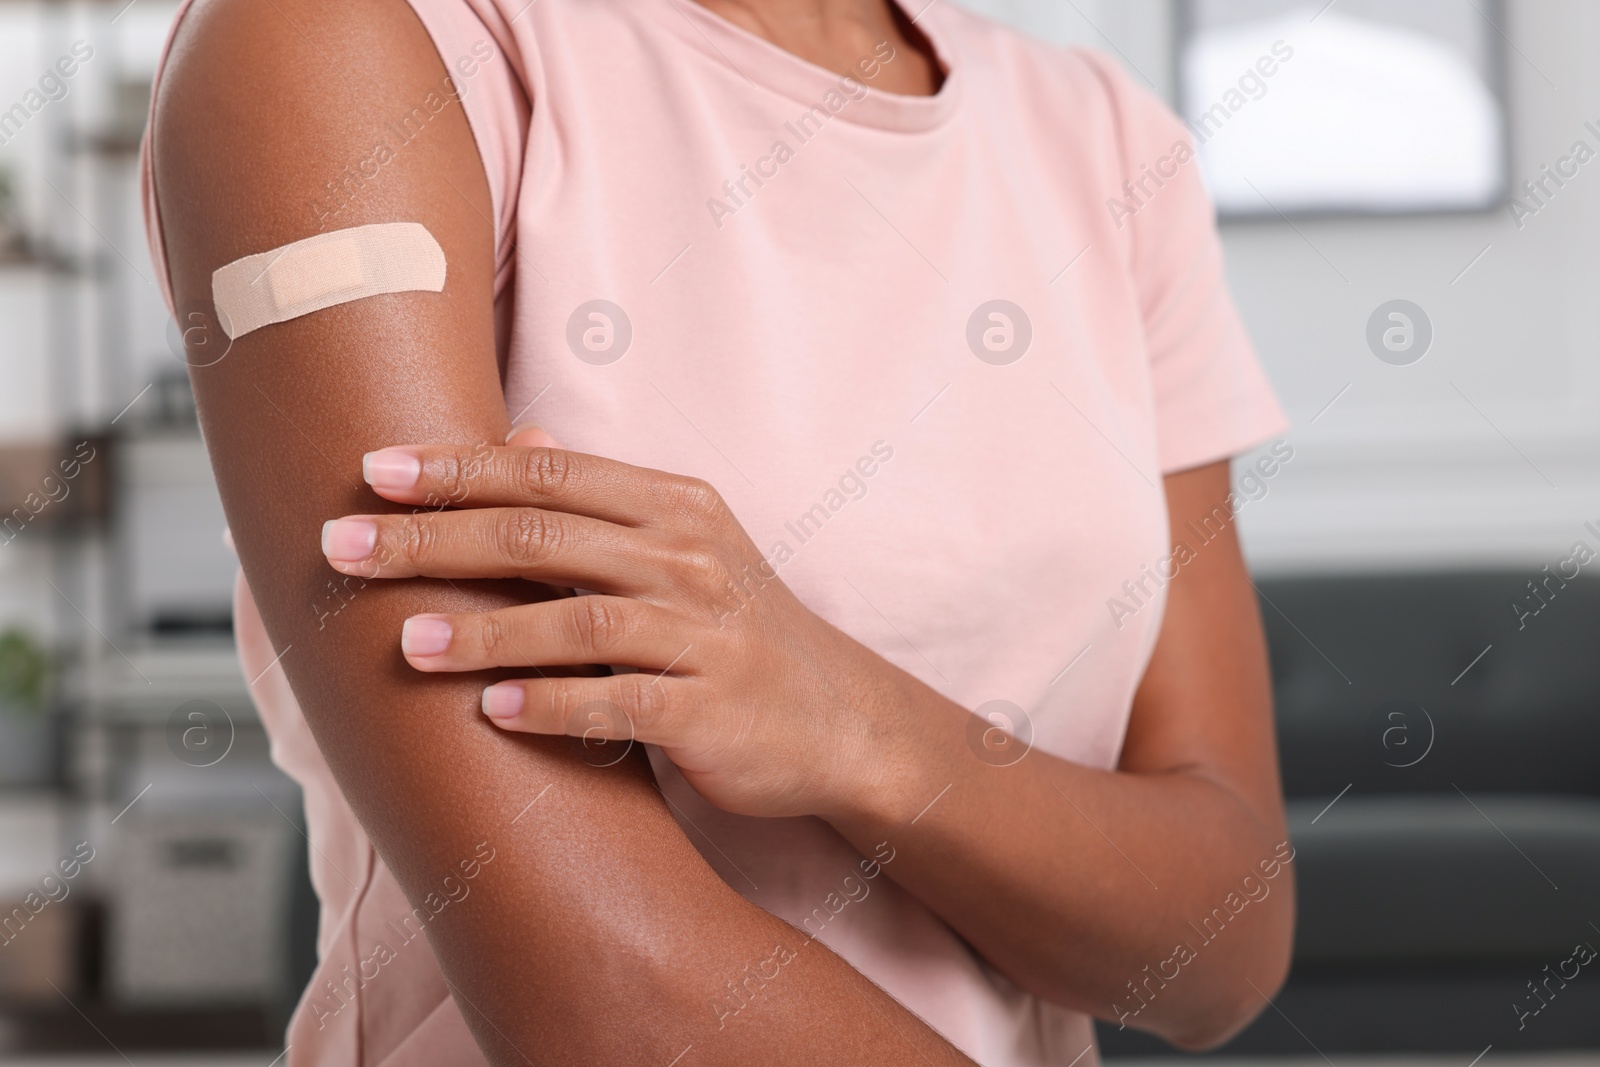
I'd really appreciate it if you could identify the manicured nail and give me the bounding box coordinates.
[322,518,377,562]
[506,422,543,442]
[481,683,525,720]
[401,615,453,657]
[363,449,422,492]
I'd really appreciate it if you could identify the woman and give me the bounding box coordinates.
[144,0,1294,1063]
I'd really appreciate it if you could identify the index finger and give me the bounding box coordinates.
[360,444,716,529]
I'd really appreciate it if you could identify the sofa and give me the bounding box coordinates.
[1100,570,1600,1054]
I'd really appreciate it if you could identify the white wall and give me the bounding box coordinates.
[0,0,184,641]
[959,0,1600,575]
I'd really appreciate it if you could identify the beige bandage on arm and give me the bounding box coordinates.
[211,222,447,339]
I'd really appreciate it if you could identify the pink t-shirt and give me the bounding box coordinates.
[142,1,1287,1063]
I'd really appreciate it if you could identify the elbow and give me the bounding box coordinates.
[1160,930,1294,1052]
[1163,995,1269,1052]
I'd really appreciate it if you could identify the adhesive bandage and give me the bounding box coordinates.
[211,222,446,340]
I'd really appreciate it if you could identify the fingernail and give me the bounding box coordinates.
[363,449,422,492]
[482,683,525,720]
[401,615,453,657]
[322,518,377,562]
[507,422,561,447]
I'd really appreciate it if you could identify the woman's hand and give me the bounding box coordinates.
[321,427,913,820]
[323,435,1296,1044]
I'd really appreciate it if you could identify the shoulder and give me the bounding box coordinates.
[156,0,456,191]
[151,0,492,296]
[933,6,1191,165]
[160,0,442,91]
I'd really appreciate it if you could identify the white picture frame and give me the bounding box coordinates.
[1175,0,1511,219]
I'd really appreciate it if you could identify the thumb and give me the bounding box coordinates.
[506,422,562,449]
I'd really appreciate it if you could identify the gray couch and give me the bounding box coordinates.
[1101,571,1600,1054]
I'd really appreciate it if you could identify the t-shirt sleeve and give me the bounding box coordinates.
[1081,50,1289,475]
[401,0,532,294]
[140,0,532,309]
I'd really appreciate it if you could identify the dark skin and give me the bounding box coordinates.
[158,0,1292,1057]
[333,436,1293,1049]
[155,1,976,1063]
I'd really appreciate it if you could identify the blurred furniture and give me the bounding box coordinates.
[118,430,234,635]
[0,796,82,1004]
[1269,571,1600,971]
[1101,570,1600,1055]
[110,770,298,1007]
[74,638,302,1013]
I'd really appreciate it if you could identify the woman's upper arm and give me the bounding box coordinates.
[154,0,729,1054]
[156,0,585,874]
[1121,462,1287,833]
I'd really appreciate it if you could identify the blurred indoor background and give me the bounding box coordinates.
[0,0,1596,1064]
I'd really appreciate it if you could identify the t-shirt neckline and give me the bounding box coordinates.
[656,0,963,133]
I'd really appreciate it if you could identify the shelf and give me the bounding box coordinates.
[64,127,145,159]
[0,248,83,274]
[70,639,254,726]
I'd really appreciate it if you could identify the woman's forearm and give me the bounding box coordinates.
[826,463,1294,1049]
[829,688,1294,1048]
